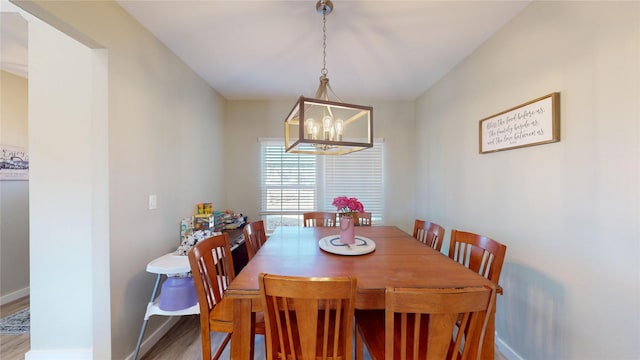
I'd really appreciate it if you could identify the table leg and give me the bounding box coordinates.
[481,301,496,360]
[231,298,256,360]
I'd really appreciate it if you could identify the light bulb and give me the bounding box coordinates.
[335,118,344,140]
[323,115,333,140]
[306,118,315,138]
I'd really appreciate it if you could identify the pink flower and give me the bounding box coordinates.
[332,196,349,210]
[349,198,364,212]
[332,196,364,215]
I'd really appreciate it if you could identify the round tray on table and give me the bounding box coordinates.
[318,235,376,255]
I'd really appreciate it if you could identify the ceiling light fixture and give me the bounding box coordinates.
[284,0,373,155]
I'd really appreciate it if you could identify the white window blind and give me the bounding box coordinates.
[261,140,317,216]
[260,139,384,230]
[322,142,384,224]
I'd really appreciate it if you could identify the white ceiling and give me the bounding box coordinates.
[2,1,531,101]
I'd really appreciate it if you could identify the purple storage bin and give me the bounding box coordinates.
[158,276,198,311]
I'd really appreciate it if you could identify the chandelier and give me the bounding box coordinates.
[284,0,373,155]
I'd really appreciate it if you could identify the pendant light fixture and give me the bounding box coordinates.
[284,0,373,155]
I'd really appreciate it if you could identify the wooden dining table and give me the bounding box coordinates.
[225,225,497,359]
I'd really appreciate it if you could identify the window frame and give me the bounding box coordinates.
[259,138,384,231]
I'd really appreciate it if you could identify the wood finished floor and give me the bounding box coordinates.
[139,314,268,360]
[0,297,508,360]
[0,297,30,360]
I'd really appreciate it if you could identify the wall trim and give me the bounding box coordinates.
[496,333,524,360]
[23,316,178,360]
[25,349,92,360]
[124,316,180,360]
[0,287,29,305]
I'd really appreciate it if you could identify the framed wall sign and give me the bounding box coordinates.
[479,92,560,154]
[0,145,29,180]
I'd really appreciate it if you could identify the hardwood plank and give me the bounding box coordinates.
[0,297,30,360]
[139,315,266,360]
[0,297,29,317]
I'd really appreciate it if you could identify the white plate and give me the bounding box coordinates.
[318,235,376,256]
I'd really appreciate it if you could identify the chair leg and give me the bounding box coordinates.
[212,333,232,360]
[201,328,211,360]
[355,326,364,360]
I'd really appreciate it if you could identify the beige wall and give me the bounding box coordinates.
[0,70,29,302]
[415,1,639,358]
[224,99,416,232]
[14,0,640,358]
[21,1,227,358]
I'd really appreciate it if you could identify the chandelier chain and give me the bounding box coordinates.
[321,12,328,76]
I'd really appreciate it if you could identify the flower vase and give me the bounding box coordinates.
[340,215,355,244]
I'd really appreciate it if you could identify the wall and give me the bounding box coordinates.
[18,0,639,358]
[19,1,227,358]
[415,1,639,359]
[224,99,417,232]
[0,70,29,303]
[28,18,107,358]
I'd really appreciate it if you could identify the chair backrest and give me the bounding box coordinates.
[259,273,357,360]
[243,220,267,260]
[412,220,445,251]
[385,286,496,360]
[448,230,507,287]
[303,211,337,227]
[188,233,235,316]
[354,212,372,226]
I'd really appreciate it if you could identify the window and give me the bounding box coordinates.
[260,139,384,231]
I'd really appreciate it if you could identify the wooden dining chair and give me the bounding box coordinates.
[188,233,265,360]
[448,229,507,294]
[412,219,445,251]
[243,220,268,260]
[355,285,496,360]
[258,273,357,360]
[354,212,372,226]
[303,211,337,227]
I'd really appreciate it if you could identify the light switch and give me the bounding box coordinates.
[148,194,157,210]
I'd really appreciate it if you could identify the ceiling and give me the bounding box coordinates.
[2,1,531,101]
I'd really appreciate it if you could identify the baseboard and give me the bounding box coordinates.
[496,333,525,360]
[0,286,29,305]
[25,348,92,360]
[124,316,181,360]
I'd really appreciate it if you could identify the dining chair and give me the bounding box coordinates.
[258,273,357,360]
[243,220,268,260]
[188,233,265,360]
[355,285,496,360]
[412,219,445,251]
[303,211,337,227]
[448,229,507,294]
[354,212,372,226]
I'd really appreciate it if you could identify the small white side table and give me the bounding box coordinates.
[133,253,200,360]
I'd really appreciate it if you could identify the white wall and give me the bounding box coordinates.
[224,99,416,231]
[0,69,30,303]
[19,0,228,358]
[28,17,107,358]
[415,1,639,359]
